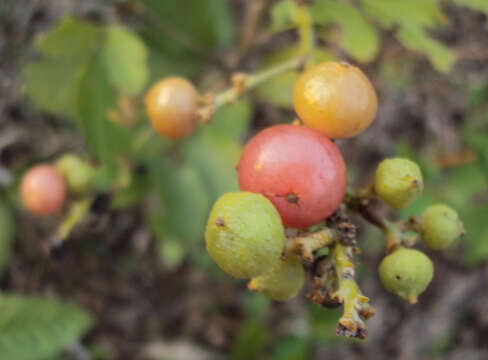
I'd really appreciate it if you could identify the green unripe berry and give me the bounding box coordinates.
[421,204,464,250]
[374,158,423,209]
[378,248,433,304]
[248,255,305,301]
[205,192,285,279]
[56,154,96,194]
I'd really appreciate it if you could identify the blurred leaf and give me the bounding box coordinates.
[24,18,99,118]
[0,199,14,275]
[101,26,149,95]
[36,17,98,58]
[231,319,270,360]
[149,160,209,244]
[313,0,379,62]
[146,44,201,80]
[202,98,252,141]
[183,136,241,202]
[0,295,93,360]
[77,55,131,172]
[271,335,309,360]
[361,0,454,72]
[23,58,87,118]
[452,0,488,14]
[256,46,333,108]
[397,27,455,73]
[361,0,447,29]
[141,0,235,50]
[270,0,297,33]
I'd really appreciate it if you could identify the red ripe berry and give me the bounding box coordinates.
[20,164,66,216]
[237,124,347,228]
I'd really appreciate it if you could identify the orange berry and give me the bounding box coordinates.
[293,61,377,139]
[144,77,199,139]
[20,164,66,216]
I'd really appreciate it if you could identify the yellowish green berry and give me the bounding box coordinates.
[374,158,423,209]
[248,255,305,301]
[421,204,464,250]
[56,154,96,194]
[205,192,285,279]
[378,248,433,304]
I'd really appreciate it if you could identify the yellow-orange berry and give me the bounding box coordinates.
[293,61,377,139]
[20,164,66,216]
[144,77,199,139]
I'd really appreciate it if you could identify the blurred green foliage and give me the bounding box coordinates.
[0,295,93,359]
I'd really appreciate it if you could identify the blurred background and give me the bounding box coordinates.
[0,0,487,359]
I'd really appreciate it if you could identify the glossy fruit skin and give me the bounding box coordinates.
[421,204,464,250]
[374,158,423,209]
[248,255,305,301]
[20,164,66,216]
[293,61,377,139]
[56,154,96,194]
[237,124,347,229]
[144,77,199,139]
[379,248,433,304]
[205,192,285,279]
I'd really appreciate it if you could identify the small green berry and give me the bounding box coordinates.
[378,248,433,304]
[374,158,423,209]
[421,204,464,250]
[248,255,305,301]
[56,154,96,194]
[205,192,285,279]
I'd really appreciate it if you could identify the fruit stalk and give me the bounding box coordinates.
[332,243,375,339]
[50,198,92,249]
[198,57,305,123]
[284,227,338,262]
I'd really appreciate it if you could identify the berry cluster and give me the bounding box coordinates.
[20,61,465,339]
[201,61,464,338]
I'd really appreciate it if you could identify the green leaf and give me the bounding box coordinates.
[183,136,241,202]
[201,98,252,141]
[23,18,100,118]
[149,160,209,244]
[0,199,14,275]
[361,0,447,29]
[141,0,235,50]
[397,27,455,73]
[0,295,93,360]
[270,0,297,33]
[361,0,453,72]
[36,17,98,58]
[77,55,131,171]
[23,58,87,118]
[256,46,333,108]
[452,0,488,15]
[313,0,379,62]
[101,26,149,95]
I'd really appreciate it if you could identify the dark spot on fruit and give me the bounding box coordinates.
[287,193,299,204]
[396,275,401,280]
[215,216,225,227]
